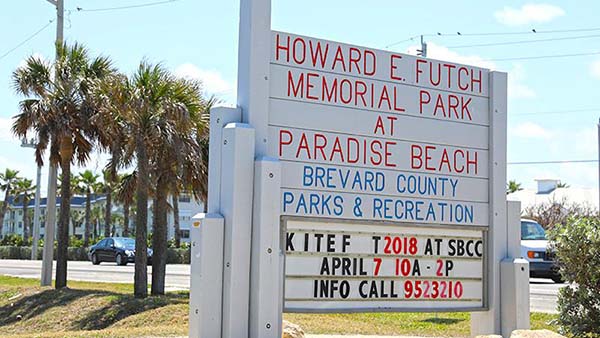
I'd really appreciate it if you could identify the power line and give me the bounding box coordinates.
[0,19,55,61]
[484,51,600,62]
[508,160,598,165]
[511,108,600,117]
[434,27,600,37]
[447,33,600,49]
[385,27,600,49]
[75,0,180,12]
[384,35,421,48]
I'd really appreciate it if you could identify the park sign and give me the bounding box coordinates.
[268,31,496,312]
[189,2,511,336]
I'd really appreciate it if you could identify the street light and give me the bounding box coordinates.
[20,138,42,260]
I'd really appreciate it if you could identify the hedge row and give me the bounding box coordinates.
[0,246,190,264]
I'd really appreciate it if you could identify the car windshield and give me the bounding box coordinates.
[114,238,135,249]
[521,221,546,240]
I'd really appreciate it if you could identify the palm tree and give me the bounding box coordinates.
[507,180,523,195]
[101,169,120,238]
[97,63,209,296]
[12,43,115,289]
[69,209,84,241]
[557,182,570,188]
[0,169,20,237]
[115,172,136,238]
[14,178,35,239]
[90,204,103,239]
[76,170,100,247]
[171,193,181,248]
[97,64,171,298]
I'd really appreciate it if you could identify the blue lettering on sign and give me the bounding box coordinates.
[282,190,343,216]
[396,174,459,197]
[372,197,474,224]
[302,165,384,192]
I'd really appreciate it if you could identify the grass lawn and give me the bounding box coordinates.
[0,275,558,337]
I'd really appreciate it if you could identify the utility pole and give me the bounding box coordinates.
[417,34,427,57]
[20,138,42,260]
[41,0,63,287]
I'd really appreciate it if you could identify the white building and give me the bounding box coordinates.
[1,193,204,243]
[508,178,599,211]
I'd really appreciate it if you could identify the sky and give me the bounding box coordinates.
[0,0,598,194]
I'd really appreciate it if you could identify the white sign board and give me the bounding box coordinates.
[285,219,485,311]
[266,31,494,312]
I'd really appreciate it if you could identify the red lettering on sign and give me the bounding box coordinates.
[415,59,427,84]
[364,50,376,76]
[374,116,385,135]
[279,129,292,156]
[292,37,306,64]
[306,72,319,100]
[390,54,403,81]
[332,46,347,72]
[419,90,430,114]
[410,144,479,174]
[275,33,290,62]
[296,134,311,159]
[288,71,303,98]
[309,40,329,68]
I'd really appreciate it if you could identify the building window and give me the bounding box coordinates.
[18,210,22,216]
[18,222,22,228]
[180,230,190,239]
[178,194,191,203]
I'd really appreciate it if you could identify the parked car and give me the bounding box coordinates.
[88,237,153,266]
[520,219,562,283]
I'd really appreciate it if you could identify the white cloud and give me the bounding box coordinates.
[508,64,536,99]
[407,42,496,70]
[174,63,233,95]
[512,122,552,139]
[406,43,535,100]
[494,4,565,26]
[591,59,600,79]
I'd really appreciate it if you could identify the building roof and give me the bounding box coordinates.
[508,187,599,211]
[4,194,106,208]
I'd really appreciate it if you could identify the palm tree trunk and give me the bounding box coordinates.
[173,194,180,248]
[134,137,149,298]
[104,188,112,237]
[84,193,91,247]
[151,174,168,295]
[22,202,29,239]
[0,189,11,238]
[123,201,130,237]
[71,219,76,239]
[56,152,72,289]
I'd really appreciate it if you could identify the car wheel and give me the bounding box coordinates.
[91,253,100,265]
[116,253,127,266]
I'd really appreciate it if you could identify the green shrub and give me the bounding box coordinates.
[69,236,84,248]
[166,248,190,264]
[0,245,188,264]
[548,217,600,337]
[0,234,30,247]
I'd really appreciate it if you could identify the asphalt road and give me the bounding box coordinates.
[0,259,563,313]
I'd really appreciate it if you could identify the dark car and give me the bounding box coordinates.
[88,237,153,266]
